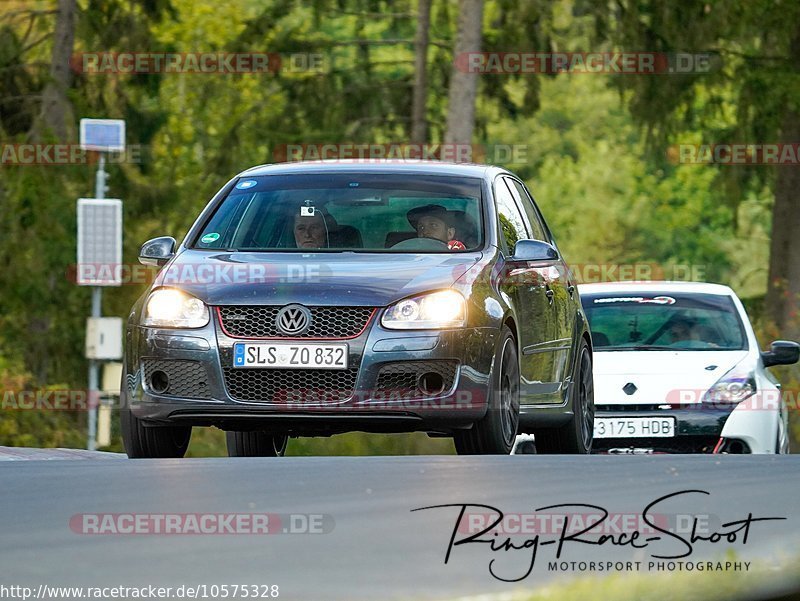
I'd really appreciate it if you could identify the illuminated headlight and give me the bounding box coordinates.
[143,289,209,328]
[704,370,757,404]
[382,290,466,329]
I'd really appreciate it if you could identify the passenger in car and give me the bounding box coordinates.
[293,208,333,249]
[292,204,363,249]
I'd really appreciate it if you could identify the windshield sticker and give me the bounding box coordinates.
[593,296,676,305]
[200,232,220,244]
[235,179,257,190]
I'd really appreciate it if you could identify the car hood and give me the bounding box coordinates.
[593,350,751,406]
[154,249,483,306]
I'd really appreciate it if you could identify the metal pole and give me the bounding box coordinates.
[87,287,101,451]
[87,154,107,451]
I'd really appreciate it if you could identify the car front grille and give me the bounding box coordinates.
[142,359,211,399]
[373,360,459,398]
[217,306,375,339]
[222,367,360,403]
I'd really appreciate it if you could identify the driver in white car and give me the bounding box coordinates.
[666,317,698,345]
[665,316,721,348]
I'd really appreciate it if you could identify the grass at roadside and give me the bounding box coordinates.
[184,427,456,457]
[441,553,800,601]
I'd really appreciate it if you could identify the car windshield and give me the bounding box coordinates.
[192,173,484,252]
[580,292,747,351]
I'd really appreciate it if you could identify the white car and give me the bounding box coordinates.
[578,282,799,454]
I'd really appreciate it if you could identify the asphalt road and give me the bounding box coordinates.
[1,454,799,600]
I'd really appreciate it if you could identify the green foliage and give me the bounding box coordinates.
[580,0,800,203]
[489,74,736,285]
[0,356,85,448]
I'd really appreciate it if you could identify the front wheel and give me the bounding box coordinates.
[454,326,520,455]
[226,431,288,457]
[121,405,192,459]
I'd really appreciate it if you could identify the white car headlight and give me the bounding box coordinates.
[381,290,466,330]
[143,289,209,328]
[704,367,757,404]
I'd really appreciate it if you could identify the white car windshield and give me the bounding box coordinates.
[581,292,747,351]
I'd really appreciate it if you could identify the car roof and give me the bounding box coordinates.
[238,159,505,179]
[578,281,736,296]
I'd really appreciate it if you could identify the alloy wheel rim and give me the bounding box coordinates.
[499,339,519,446]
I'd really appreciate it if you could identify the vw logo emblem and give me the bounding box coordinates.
[276,304,312,336]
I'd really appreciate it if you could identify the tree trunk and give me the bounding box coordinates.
[765,108,800,342]
[411,0,432,143]
[765,25,800,343]
[444,0,483,145]
[35,0,76,141]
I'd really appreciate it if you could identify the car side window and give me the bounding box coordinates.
[493,178,530,254]
[506,179,548,242]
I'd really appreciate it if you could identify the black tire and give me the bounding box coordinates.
[454,326,520,455]
[453,432,476,455]
[121,402,192,459]
[534,338,594,454]
[226,431,288,457]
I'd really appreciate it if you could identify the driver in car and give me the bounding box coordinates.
[407,204,466,250]
[666,317,699,345]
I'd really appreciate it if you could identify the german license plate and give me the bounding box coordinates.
[594,417,675,439]
[233,343,348,369]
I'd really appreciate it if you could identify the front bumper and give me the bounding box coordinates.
[591,406,738,454]
[125,310,498,434]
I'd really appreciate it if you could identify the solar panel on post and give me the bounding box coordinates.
[76,198,123,286]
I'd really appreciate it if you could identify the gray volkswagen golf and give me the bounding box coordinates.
[121,160,594,457]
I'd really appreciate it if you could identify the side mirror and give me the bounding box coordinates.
[511,239,560,263]
[761,340,800,368]
[138,236,176,267]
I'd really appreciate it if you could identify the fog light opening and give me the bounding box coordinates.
[725,440,747,454]
[418,372,445,396]
[714,437,751,454]
[150,370,170,394]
